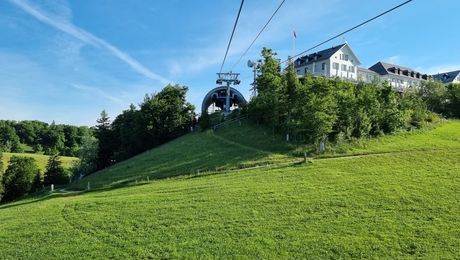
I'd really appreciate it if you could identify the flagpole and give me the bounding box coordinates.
[293,31,296,57]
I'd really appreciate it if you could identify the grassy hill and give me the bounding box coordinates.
[69,120,295,190]
[2,152,78,171]
[0,120,459,258]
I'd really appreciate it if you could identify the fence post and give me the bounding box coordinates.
[51,184,54,192]
[87,182,90,191]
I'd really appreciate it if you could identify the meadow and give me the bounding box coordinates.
[1,152,78,171]
[0,121,459,258]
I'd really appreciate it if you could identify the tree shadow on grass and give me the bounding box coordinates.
[0,191,82,210]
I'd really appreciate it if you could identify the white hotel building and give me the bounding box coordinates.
[294,43,432,91]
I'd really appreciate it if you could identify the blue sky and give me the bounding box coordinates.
[1,0,459,126]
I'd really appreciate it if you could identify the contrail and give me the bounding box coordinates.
[10,0,171,85]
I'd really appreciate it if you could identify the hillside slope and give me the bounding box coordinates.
[0,121,459,258]
[70,120,295,190]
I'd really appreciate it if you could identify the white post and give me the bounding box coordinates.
[87,182,90,191]
[50,184,54,192]
[147,176,150,182]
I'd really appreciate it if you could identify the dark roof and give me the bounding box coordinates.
[368,61,429,80]
[432,70,460,84]
[294,44,346,67]
[358,67,379,75]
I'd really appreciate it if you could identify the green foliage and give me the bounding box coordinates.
[44,155,70,186]
[198,111,211,130]
[0,120,94,157]
[0,122,22,153]
[248,48,434,146]
[445,83,460,118]
[95,110,115,170]
[0,152,3,201]
[248,48,283,129]
[418,80,447,114]
[93,84,195,171]
[418,81,460,118]
[70,135,98,178]
[1,156,39,202]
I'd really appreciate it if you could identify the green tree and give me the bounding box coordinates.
[0,123,22,153]
[418,80,447,115]
[140,85,195,145]
[31,171,43,192]
[70,135,98,178]
[379,83,405,133]
[353,83,382,137]
[111,104,146,160]
[0,152,3,201]
[40,122,65,155]
[248,48,283,136]
[446,83,460,118]
[2,156,39,202]
[282,62,301,137]
[95,110,114,170]
[44,154,69,186]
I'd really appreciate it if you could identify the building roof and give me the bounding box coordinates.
[432,70,460,84]
[368,61,429,80]
[294,44,347,67]
[358,67,379,75]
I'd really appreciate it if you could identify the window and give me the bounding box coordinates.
[349,66,355,73]
[340,54,349,61]
[341,64,347,71]
[322,63,326,70]
[333,63,339,70]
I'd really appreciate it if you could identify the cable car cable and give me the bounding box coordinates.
[281,0,413,64]
[220,0,245,73]
[231,0,287,70]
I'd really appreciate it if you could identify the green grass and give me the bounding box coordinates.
[0,121,459,258]
[316,120,460,157]
[69,121,294,190]
[1,153,78,171]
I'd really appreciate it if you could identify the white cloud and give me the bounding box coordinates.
[72,84,125,105]
[166,0,341,78]
[9,0,171,85]
[384,55,402,64]
[416,64,460,75]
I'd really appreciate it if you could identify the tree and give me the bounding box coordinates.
[418,80,447,115]
[111,104,146,160]
[39,123,65,155]
[140,85,195,145]
[44,154,69,186]
[248,48,283,135]
[0,123,22,153]
[1,156,39,202]
[0,152,3,201]
[379,83,405,133]
[446,83,460,118]
[95,110,114,170]
[70,135,98,178]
